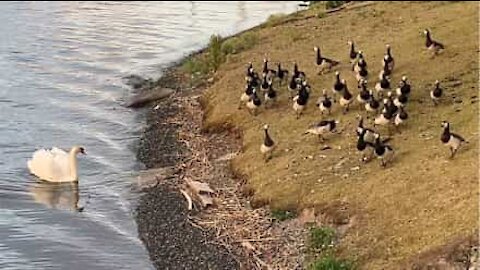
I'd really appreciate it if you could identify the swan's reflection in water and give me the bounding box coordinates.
[29,181,84,212]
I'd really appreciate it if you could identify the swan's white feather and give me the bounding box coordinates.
[28,147,75,182]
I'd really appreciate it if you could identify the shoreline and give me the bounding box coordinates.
[133,64,307,269]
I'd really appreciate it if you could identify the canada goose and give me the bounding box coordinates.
[293,84,309,119]
[332,71,346,101]
[246,88,262,116]
[375,70,391,98]
[357,128,374,162]
[430,80,443,106]
[264,81,277,108]
[374,107,394,134]
[339,80,353,114]
[357,79,371,105]
[396,76,411,96]
[305,120,339,142]
[261,124,275,162]
[424,29,445,56]
[316,89,333,115]
[393,93,408,108]
[260,74,271,93]
[379,56,392,79]
[355,62,369,83]
[372,133,394,168]
[365,90,380,115]
[276,63,289,86]
[314,46,339,74]
[348,40,359,68]
[394,106,408,133]
[288,75,300,98]
[239,84,254,109]
[246,67,261,88]
[293,62,306,80]
[356,115,376,144]
[383,44,394,72]
[384,92,399,115]
[440,121,467,159]
[262,58,277,79]
[354,51,367,73]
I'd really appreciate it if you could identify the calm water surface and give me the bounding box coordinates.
[0,2,301,269]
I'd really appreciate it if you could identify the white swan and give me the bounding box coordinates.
[27,146,86,182]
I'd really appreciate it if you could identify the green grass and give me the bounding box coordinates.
[310,226,336,251]
[221,32,258,55]
[265,13,288,27]
[310,255,355,270]
[271,209,297,221]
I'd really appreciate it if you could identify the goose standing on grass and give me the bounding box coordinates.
[374,107,394,134]
[246,65,260,88]
[365,90,380,116]
[276,63,289,86]
[424,29,445,56]
[431,80,443,106]
[357,128,374,162]
[293,82,310,119]
[348,40,359,70]
[293,62,306,81]
[261,124,275,162]
[246,88,262,116]
[332,71,346,101]
[28,146,86,182]
[396,76,411,96]
[383,44,395,72]
[288,75,300,98]
[239,84,254,109]
[356,61,369,83]
[357,79,371,107]
[261,73,270,93]
[314,46,339,74]
[262,58,277,80]
[264,81,277,108]
[305,120,339,142]
[356,115,376,143]
[379,57,392,79]
[394,106,409,133]
[384,92,399,115]
[316,89,333,115]
[372,133,394,168]
[339,81,353,114]
[375,70,391,98]
[354,51,367,73]
[441,121,467,159]
[393,92,408,108]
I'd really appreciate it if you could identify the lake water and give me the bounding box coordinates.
[0,1,301,269]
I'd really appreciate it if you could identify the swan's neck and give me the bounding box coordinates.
[69,151,78,181]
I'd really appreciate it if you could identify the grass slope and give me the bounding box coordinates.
[200,2,478,268]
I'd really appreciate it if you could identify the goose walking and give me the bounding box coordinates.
[314,46,339,74]
[276,63,289,86]
[28,146,86,182]
[383,44,394,72]
[396,76,411,96]
[339,81,353,114]
[239,84,254,109]
[354,51,367,73]
[430,80,443,106]
[348,40,359,69]
[332,71,346,101]
[356,115,376,144]
[264,81,277,108]
[375,70,391,98]
[293,83,309,119]
[305,120,339,142]
[261,124,275,162]
[394,106,409,133]
[424,29,445,56]
[357,79,371,106]
[365,90,380,116]
[372,133,394,168]
[317,89,333,115]
[441,121,467,159]
[246,88,262,116]
[357,128,374,162]
[262,58,277,80]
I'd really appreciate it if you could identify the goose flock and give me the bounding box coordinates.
[240,29,468,167]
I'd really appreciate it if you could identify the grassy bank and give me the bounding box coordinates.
[177,2,478,269]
